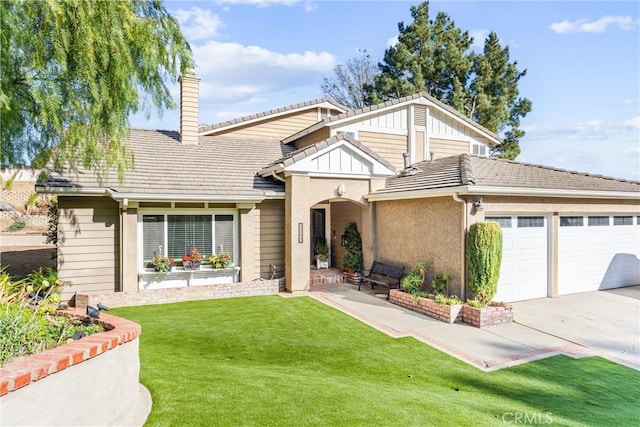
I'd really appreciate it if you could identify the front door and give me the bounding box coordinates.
[311,209,326,262]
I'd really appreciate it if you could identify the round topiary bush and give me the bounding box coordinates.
[466,221,503,306]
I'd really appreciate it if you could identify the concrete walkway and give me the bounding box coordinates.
[308,283,640,371]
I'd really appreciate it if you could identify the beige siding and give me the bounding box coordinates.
[375,197,466,298]
[330,201,362,270]
[429,138,469,159]
[254,200,285,279]
[358,131,407,170]
[293,127,331,149]
[215,110,321,141]
[58,197,120,299]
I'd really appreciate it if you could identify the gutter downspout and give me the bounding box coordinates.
[271,171,285,183]
[452,193,467,302]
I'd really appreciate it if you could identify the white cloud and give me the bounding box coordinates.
[172,7,223,41]
[524,117,639,141]
[550,15,638,34]
[191,41,336,104]
[304,2,317,13]
[623,116,640,129]
[386,35,398,48]
[623,98,638,105]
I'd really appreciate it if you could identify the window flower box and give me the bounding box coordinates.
[139,266,240,290]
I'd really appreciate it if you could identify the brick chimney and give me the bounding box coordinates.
[179,69,200,145]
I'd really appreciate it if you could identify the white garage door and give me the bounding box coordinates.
[486,215,548,302]
[558,215,640,295]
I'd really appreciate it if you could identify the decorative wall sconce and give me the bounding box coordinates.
[337,184,346,196]
[473,198,484,211]
[341,234,346,246]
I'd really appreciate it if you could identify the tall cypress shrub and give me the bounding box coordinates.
[466,222,503,306]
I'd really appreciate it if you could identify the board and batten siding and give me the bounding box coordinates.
[358,131,407,170]
[214,110,322,141]
[429,138,469,159]
[57,197,120,299]
[254,200,285,279]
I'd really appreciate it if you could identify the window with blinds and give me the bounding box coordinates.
[214,215,234,254]
[142,215,165,263]
[168,215,213,258]
[141,213,237,266]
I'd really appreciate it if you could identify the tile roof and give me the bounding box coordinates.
[377,154,640,195]
[39,129,295,198]
[282,92,501,145]
[262,134,396,172]
[198,98,349,134]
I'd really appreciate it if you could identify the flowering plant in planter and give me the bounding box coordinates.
[182,247,203,270]
[151,255,174,272]
[208,252,232,269]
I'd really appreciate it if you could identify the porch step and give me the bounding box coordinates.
[310,267,345,286]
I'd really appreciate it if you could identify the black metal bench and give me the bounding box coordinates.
[358,261,405,300]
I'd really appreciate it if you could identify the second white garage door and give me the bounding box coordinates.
[486,215,548,302]
[558,215,640,295]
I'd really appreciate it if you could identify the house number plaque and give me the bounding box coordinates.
[298,223,303,243]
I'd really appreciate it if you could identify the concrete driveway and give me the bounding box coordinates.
[511,286,640,368]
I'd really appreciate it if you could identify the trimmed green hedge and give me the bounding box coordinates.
[466,221,503,306]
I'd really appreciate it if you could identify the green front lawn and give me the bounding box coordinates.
[112,296,639,426]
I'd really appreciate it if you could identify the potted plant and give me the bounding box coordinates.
[342,223,363,284]
[208,252,232,269]
[151,255,174,273]
[182,247,203,270]
[314,238,329,269]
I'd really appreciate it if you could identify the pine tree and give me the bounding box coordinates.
[369,1,531,159]
[0,0,193,182]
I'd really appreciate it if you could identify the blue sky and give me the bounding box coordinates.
[130,1,640,181]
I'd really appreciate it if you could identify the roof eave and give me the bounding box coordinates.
[366,185,640,202]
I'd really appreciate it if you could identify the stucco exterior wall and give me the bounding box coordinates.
[375,197,466,297]
[479,196,640,214]
[57,196,120,300]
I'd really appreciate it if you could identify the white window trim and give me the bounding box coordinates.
[137,209,239,271]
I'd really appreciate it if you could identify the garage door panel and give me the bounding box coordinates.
[559,215,640,295]
[489,215,547,302]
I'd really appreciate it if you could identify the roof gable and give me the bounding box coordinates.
[261,134,396,178]
[282,93,502,146]
[199,98,349,136]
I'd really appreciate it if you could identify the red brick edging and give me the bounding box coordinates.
[0,309,140,396]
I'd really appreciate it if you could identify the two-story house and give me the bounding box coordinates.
[38,71,640,303]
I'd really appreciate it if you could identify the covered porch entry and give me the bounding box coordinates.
[260,135,396,293]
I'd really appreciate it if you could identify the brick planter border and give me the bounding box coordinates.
[389,289,463,324]
[461,303,514,328]
[0,309,140,396]
[389,289,513,327]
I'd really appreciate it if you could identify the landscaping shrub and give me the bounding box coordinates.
[342,222,363,273]
[466,221,503,306]
[0,267,101,366]
[401,261,427,297]
[4,219,26,232]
